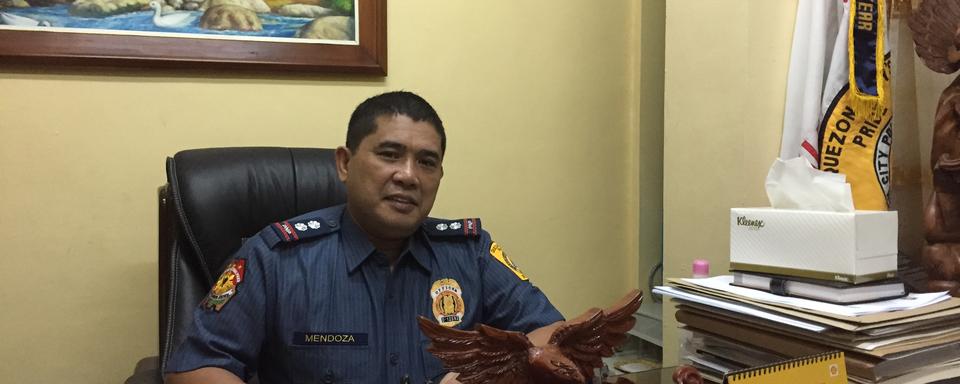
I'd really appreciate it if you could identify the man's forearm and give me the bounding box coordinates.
[165,367,245,384]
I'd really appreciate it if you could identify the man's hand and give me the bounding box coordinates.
[439,372,461,384]
[164,367,245,384]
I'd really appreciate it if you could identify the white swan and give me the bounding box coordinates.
[148,0,197,28]
[0,11,52,27]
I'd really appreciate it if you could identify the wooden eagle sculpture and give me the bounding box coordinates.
[910,0,960,295]
[417,289,643,384]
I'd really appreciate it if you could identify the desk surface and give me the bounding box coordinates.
[611,367,678,384]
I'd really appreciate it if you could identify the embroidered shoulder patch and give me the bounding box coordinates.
[489,242,528,281]
[201,259,246,312]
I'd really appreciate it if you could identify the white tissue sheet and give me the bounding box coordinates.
[765,157,854,212]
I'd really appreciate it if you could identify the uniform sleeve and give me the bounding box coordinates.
[478,231,564,333]
[163,236,271,380]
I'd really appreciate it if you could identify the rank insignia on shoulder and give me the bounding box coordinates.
[201,259,246,312]
[489,242,528,281]
[424,218,481,237]
[269,218,338,246]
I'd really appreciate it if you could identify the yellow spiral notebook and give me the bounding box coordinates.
[723,351,847,384]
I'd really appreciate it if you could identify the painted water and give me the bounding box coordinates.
[1,4,324,39]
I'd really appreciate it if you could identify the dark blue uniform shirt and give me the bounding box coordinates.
[165,204,564,383]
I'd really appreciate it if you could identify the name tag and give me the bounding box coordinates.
[293,332,368,346]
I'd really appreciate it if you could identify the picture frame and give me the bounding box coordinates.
[0,0,386,74]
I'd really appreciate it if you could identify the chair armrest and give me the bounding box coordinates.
[125,356,161,384]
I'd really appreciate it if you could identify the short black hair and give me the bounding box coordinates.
[346,91,446,154]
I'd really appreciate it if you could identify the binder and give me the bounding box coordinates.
[731,271,906,304]
[723,351,847,384]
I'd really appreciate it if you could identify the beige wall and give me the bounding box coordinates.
[634,0,665,310]
[0,1,647,382]
[662,0,797,365]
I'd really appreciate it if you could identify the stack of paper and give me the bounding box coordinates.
[655,276,960,384]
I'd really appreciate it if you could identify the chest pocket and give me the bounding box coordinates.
[285,342,372,384]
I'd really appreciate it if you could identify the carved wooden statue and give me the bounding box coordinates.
[672,365,704,384]
[910,0,960,295]
[418,289,643,384]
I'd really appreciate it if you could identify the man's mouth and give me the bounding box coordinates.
[385,195,418,211]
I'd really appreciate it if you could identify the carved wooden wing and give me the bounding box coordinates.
[550,290,643,381]
[417,316,532,384]
[910,0,960,74]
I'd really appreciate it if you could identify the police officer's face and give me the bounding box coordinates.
[336,114,444,240]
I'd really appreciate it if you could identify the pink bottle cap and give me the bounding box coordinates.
[692,259,710,278]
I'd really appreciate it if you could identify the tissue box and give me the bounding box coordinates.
[729,208,898,284]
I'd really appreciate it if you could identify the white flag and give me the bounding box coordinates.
[781,0,892,210]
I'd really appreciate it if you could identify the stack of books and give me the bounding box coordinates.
[655,276,960,384]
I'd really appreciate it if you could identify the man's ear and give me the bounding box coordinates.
[335,146,351,183]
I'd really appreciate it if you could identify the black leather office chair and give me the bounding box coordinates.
[126,147,347,384]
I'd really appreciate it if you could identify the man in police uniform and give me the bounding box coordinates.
[164,91,564,384]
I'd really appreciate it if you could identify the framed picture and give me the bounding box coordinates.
[0,0,385,74]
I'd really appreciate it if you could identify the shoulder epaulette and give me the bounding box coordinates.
[422,217,482,237]
[264,217,340,248]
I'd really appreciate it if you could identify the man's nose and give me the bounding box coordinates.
[392,158,418,187]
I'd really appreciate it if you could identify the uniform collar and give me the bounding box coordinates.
[340,209,433,274]
[408,232,433,273]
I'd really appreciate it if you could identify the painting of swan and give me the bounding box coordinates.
[0,11,51,26]
[0,0,358,41]
[0,0,373,75]
[148,0,198,28]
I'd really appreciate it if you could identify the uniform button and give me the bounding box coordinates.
[400,374,410,384]
[389,353,399,365]
[326,220,337,227]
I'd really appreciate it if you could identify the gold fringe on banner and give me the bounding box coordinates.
[847,0,887,118]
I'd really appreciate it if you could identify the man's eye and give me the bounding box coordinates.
[377,151,400,160]
[419,159,439,168]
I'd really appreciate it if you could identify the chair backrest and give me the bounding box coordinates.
[158,147,346,372]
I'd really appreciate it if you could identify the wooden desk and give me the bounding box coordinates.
[610,367,679,384]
